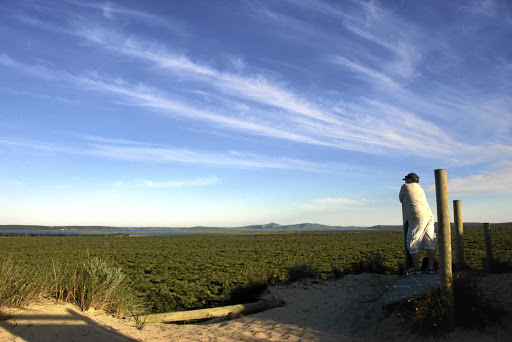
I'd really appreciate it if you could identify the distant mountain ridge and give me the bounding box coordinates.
[1,222,510,233]
[248,222,354,230]
[0,223,386,231]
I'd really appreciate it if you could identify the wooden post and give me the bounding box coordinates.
[453,200,465,268]
[434,169,454,331]
[483,223,494,271]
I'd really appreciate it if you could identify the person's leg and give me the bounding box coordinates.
[427,249,435,269]
[411,252,420,269]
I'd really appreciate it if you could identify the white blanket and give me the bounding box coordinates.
[399,183,436,253]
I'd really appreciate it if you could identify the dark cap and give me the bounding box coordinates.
[402,172,419,182]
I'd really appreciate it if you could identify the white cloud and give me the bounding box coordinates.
[73,24,340,124]
[141,176,220,188]
[426,161,512,195]
[449,162,512,195]
[77,134,159,146]
[0,134,347,172]
[0,137,64,154]
[330,56,401,90]
[4,1,511,166]
[72,74,332,147]
[4,53,510,164]
[85,141,346,172]
[7,181,23,186]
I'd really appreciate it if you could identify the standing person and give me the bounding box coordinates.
[399,173,437,275]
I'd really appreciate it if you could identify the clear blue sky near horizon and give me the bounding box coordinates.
[1,0,511,227]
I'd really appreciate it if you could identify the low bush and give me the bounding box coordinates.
[395,289,445,336]
[68,258,130,314]
[227,270,274,304]
[286,263,319,283]
[329,261,344,279]
[345,252,392,275]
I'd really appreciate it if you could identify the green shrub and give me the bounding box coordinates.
[395,289,445,336]
[227,270,273,304]
[345,252,392,274]
[286,263,319,283]
[54,257,137,316]
[329,261,344,279]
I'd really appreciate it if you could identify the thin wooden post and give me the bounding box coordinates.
[453,200,465,268]
[483,223,494,271]
[434,169,454,331]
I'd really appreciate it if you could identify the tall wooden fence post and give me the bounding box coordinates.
[453,200,465,268]
[434,169,454,331]
[483,223,494,271]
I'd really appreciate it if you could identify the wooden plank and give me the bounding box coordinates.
[378,273,440,305]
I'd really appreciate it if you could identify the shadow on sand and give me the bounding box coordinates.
[0,307,137,342]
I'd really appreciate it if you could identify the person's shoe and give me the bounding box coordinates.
[406,267,422,275]
[425,268,436,274]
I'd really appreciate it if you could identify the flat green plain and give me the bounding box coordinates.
[1,226,511,313]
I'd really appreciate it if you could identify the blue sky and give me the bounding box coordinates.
[1,0,511,227]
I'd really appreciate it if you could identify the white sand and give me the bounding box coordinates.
[1,273,511,341]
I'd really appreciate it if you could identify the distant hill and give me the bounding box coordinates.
[1,222,510,234]
[238,222,366,230]
[262,222,282,228]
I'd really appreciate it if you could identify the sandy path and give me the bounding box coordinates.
[1,273,511,341]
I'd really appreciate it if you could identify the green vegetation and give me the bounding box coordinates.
[0,255,142,317]
[1,226,511,314]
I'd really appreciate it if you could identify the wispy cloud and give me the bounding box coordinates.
[4,1,511,166]
[73,73,333,147]
[298,197,379,211]
[280,0,421,81]
[140,176,220,188]
[0,54,61,81]
[0,135,346,172]
[85,141,346,172]
[72,24,340,125]
[330,56,401,90]
[0,137,65,154]
[3,53,509,164]
[76,134,159,146]
[0,57,327,147]
[6,181,23,186]
[71,1,161,21]
[19,0,189,35]
[426,161,512,196]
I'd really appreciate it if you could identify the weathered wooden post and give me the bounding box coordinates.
[434,169,454,331]
[453,200,465,268]
[483,222,494,271]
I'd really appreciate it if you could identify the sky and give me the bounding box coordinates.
[1,0,511,227]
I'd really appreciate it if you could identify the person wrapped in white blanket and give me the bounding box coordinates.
[399,172,437,275]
